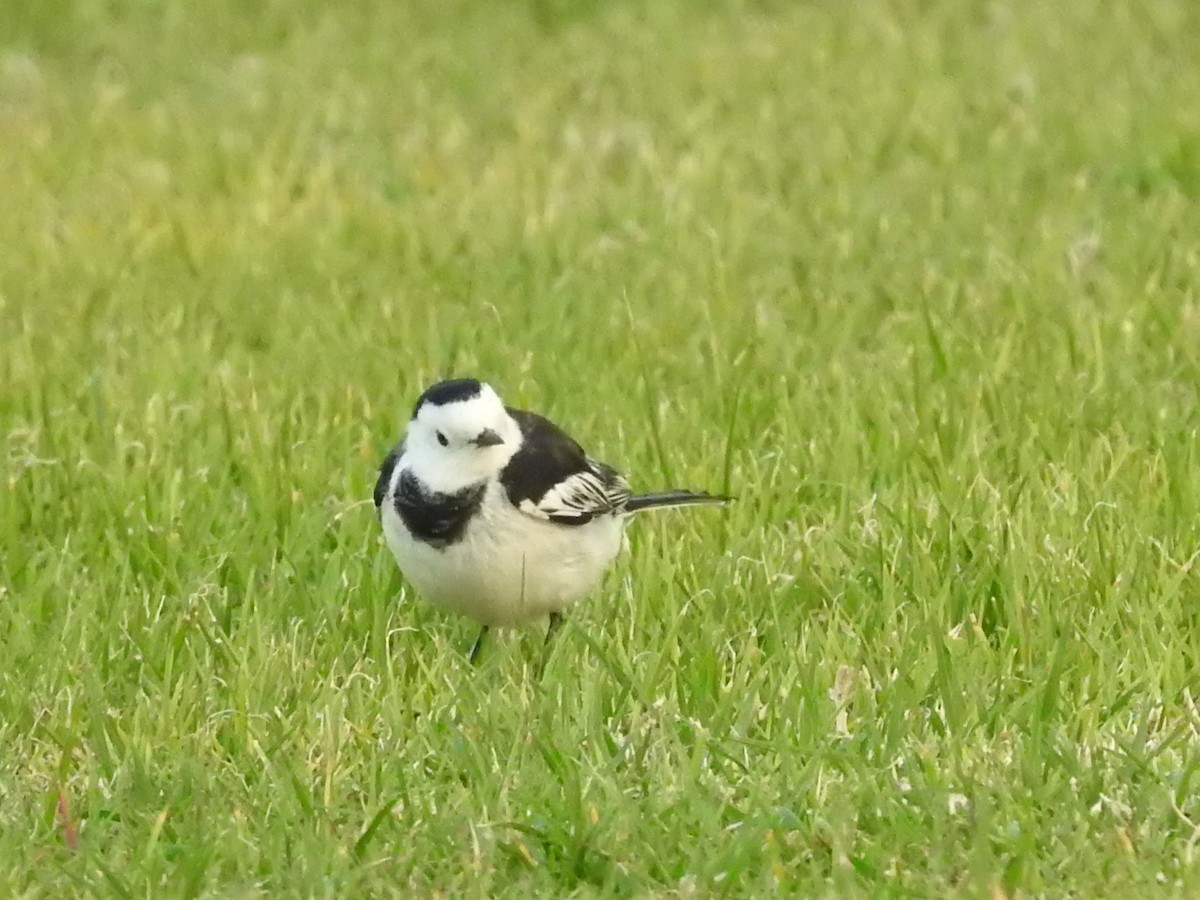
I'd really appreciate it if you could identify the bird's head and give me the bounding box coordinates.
[403,378,521,493]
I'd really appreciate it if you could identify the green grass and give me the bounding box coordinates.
[3,0,1200,894]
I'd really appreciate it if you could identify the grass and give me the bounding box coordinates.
[2,0,1200,894]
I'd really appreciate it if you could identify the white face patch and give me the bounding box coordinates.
[404,384,522,494]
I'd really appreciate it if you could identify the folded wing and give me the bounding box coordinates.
[500,409,632,526]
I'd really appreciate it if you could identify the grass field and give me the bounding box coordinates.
[3,0,1200,895]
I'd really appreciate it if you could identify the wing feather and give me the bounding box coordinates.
[520,461,631,524]
[373,442,403,510]
[500,409,631,526]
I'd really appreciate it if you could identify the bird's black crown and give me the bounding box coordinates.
[412,378,483,418]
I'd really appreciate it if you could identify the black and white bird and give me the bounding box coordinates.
[373,378,729,662]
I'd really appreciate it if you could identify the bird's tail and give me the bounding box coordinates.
[624,490,732,514]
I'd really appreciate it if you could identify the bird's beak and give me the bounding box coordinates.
[471,428,504,448]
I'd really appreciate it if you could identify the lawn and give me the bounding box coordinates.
[3,0,1200,895]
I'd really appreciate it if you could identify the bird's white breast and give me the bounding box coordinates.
[381,477,625,627]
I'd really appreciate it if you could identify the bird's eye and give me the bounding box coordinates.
[436,431,449,447]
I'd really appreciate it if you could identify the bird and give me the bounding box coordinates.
[373,377,730,663]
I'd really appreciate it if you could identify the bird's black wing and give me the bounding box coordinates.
[374,442,403,511]
[500,408,631,526]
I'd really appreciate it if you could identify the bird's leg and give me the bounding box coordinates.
[545,612,564,647]
[469,626,489,665]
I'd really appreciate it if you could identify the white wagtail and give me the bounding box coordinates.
[374,378,730,662]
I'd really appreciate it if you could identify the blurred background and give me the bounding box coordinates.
[3,0,1200,894]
